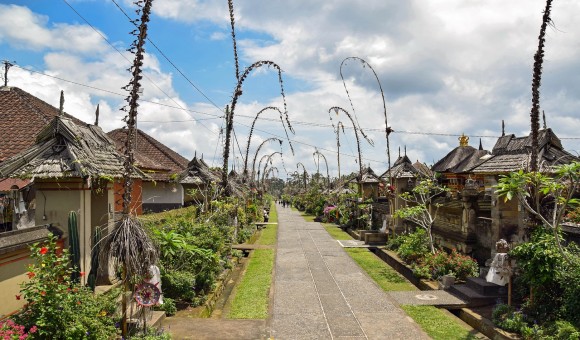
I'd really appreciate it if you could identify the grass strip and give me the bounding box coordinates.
[256,203,277,245]
[319,219,478,338]
[323,224,353,240]
[227,249,274,319]
[345,248,416,292]
[401,305,479,340]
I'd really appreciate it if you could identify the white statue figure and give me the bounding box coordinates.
[485,239,511,286]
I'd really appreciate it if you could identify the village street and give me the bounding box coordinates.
[271,203,430,339]
[164,204,432,339]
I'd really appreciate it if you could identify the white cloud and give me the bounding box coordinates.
[3,0,580,178]
[0,4,108,54]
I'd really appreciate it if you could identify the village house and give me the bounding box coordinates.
[0,86,148,317]
[428,134,491,261]
[179,154,221,205]
[420,127,579,264]
[470,127,579,259]
[0,110,142,316]
[108,128,189,213]
[380,149,433,233]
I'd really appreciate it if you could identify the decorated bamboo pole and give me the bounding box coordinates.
[68,211,81,282]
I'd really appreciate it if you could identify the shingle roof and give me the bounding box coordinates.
[0,116,137,180]
[107,128,188,181]
[472,129,578,174]
[179,156,220,185]
[432,145,490,173]
[0,86,85,162]
[413,161,433,178]
[359,167,381,183]
[380,155,418,180]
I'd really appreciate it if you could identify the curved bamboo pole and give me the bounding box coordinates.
[297,162,308,189]
[328,106,364,179]
[340,57,393,182]
[251,138,282,184]
[313,149,330,189]
[243,106,293,178]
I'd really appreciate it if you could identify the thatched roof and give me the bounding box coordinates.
[413,161,433,178]
[472,129,578,174]
[359,167,381,184]
[432,145,490,174]
[179,155,220,185]
[380,155,418,180]
[0,116,138,180]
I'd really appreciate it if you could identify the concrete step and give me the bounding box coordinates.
[449,284,507,307]
[465,277,508,296]
[128,310,166,331]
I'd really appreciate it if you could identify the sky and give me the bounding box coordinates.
[1,0,579,179]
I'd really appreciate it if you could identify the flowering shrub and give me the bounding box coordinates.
[0,319,37,339]
[421,249,478,280]
[13,234,119,339]
[565,206,580,224]
[323,205,336,214]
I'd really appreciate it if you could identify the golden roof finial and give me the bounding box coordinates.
[459,133,469,147]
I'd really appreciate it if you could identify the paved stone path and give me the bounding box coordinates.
[270,205,430,339]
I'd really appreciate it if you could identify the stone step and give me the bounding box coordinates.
[449,284,507,307]
[466,277,508,296]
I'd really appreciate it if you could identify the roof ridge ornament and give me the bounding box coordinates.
[459,133,469,147]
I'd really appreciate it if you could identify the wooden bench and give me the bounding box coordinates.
[255,222,278,230]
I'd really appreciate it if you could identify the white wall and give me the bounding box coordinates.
[142,181,183,205]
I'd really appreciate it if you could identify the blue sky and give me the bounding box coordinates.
[1,0,579,178]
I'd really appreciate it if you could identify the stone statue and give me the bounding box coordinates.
[485,239,511,286]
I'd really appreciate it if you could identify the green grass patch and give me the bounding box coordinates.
[300,212,316,222]
[227,249,274,319]
[256,203,277,245]
[401,305,478,340]
[268,201,278,223]
[323,224,353,240]
[321,224,475,337]
[345,248,416,292]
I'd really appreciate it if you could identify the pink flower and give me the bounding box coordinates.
[29,326,37,333]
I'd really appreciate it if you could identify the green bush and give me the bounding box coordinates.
[395,229,430,264]
[492,304,527,333]
[386,233,405,251]
[161,269,196,302]
[546,321,580,340]
[421,249,479,280]
[155,297,177,316]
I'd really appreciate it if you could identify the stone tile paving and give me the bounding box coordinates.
[388,290,467,308]
[270,205,430,339]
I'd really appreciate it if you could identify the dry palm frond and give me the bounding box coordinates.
[99,215,157,281]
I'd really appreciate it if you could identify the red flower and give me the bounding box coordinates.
[80,272,86,277]
[39,247,48,255]
[15,294,21,300]
[77,301,81,305]
[27,271,35,279]
[40,291,46,296]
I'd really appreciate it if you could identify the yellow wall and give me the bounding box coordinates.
[0,249,34,318]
